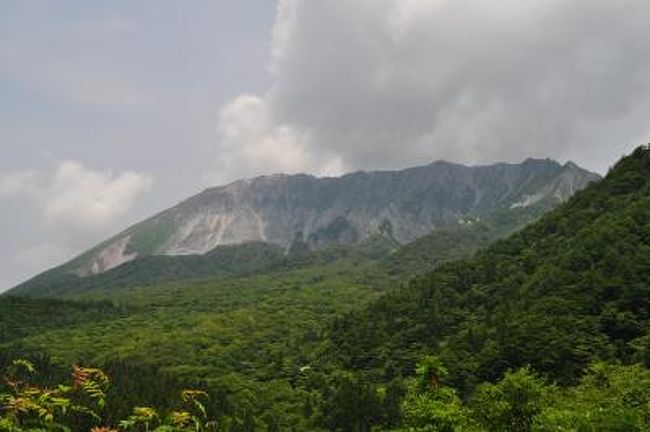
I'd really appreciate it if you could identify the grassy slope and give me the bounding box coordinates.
[9,242,286,298]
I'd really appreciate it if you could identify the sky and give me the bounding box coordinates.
[1,0,650,291]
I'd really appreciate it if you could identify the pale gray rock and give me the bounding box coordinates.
[77,158,599,275]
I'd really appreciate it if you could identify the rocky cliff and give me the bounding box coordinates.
[71,158,598,276]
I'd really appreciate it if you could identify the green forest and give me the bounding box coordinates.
[1,145,649,431]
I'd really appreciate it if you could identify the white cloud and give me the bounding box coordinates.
[212,0,650,178]
[217,95,309,172]
[43,161,153,230]
[269,0,299,75]
[0,161,153,232]
[210,94,343,183]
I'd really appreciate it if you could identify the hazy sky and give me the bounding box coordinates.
[2,0,650,290]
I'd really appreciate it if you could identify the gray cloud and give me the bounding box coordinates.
[215,0,650,178]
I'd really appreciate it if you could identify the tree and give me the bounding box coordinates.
[470,367,548,432]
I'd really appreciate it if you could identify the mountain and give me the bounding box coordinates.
[8,205,545,298]
[12,158,598,288]
[323,145,650,393]
[1,147,645,430]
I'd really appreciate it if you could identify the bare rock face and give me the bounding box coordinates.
[76,158,599,275]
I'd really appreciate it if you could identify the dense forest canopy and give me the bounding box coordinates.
[325,145,650,390]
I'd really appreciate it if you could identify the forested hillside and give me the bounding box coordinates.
[0,297,129,344]
[323,144,650,398]
[1,147,648,430]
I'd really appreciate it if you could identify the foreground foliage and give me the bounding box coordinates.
[0,359,218,431]
[2,357,649,431]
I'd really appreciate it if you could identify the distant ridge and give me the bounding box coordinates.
[10,157,598,294]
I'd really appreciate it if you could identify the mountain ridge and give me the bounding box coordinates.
[10,157,599,291]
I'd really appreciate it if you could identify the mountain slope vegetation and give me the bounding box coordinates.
[324,145,650,394]
[9,242,286,298]
[2,204,547,371]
